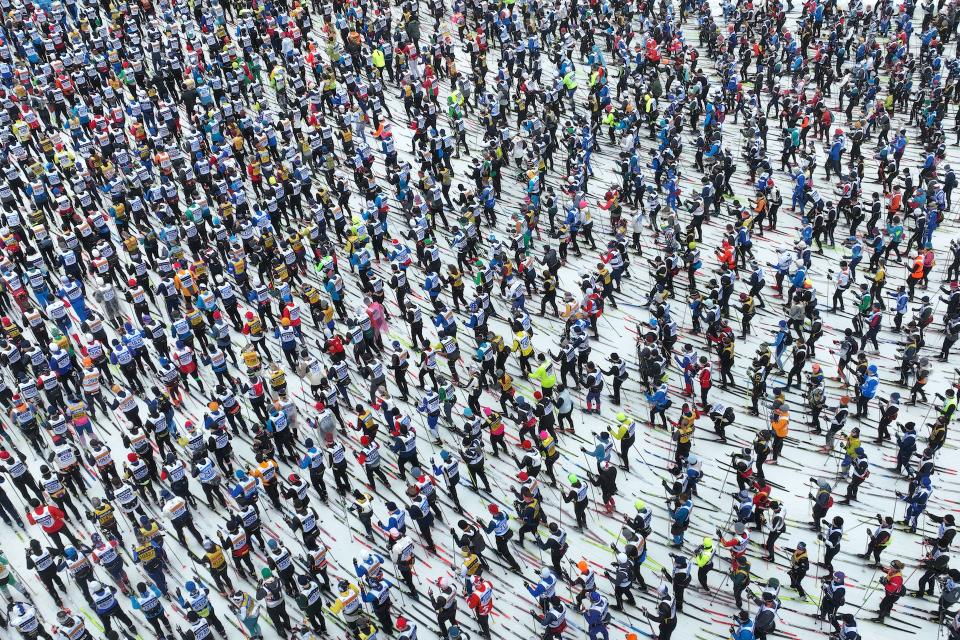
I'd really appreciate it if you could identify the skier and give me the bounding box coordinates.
[466,574,494,638]
[876,560,906,621]
[130,581,176,639]
[641,586,678,640]
[819,571,847,629]
[90,580,137,636]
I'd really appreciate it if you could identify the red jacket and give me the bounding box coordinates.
[698,366,712,389]
[27,505,66,533]
[467,580,494,616]
[883,569,904,595]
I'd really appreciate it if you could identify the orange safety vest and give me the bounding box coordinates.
[772,416,789,438]
[910,257,924,280]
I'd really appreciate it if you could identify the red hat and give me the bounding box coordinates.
[518,471,529,482]
[396,617,408,631]
[360,435,370,446]
[0,451,9,460]
[212,311,222,320]
[288,474,298,483]
[533,391,542,400]
[521,440,533,450]
[487,504,499,514]
[127,453,138,463]
[184,420,193,428]
[128,278,137,287]
[245,311,254,320]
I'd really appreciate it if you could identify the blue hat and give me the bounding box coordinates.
[160,489,171,500]
[439,450,450,461]
[64,547,77,560]
[235,470,247,480]
[267,539,278,549]
[185,581,196,592]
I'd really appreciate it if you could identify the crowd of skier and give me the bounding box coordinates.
[0,0,959,638]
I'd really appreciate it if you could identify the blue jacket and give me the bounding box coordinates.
[645,385,670,409]
[829,141,843,161]
[527,574,557,598]
[583,597,609,628]
[733,620,756,640]
[860,374,879,399]
[671,499,693,525]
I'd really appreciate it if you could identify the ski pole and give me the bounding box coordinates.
[579,450,602,522]
[707,567,731,606]
[634,447,666,484]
